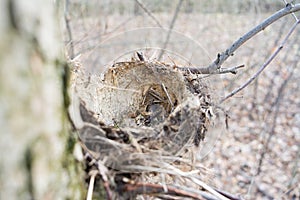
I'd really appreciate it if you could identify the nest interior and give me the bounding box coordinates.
[70,59,216,198]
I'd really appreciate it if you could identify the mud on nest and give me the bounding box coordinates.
[70,58,217,198]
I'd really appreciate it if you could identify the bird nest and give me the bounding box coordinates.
[69,58,222,199]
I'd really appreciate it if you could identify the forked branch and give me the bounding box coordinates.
[179,3,300,74]
[221,18,299,103]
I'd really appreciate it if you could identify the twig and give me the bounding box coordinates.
[251,78,259,112]
[161,83,174,107]
[86,170,98,200]
[262,22,295,104]
[135,0,163,28]
[189,177,230,200]
[178,64,245,74]
[83,151,113,200]
[121,164,230,200]
[182,3,300,74]
[281,184,300,199]
[122,182,205,200]
[282,0,299,21]
[158,0,183,60]
[255,60,296,176]
[215,188,244,200]
[220,18,300,103]
[64,0,75,59]
[97,160,113,200]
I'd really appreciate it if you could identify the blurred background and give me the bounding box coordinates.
[64,0,300,199]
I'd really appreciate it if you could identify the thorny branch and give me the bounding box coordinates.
[180,3,300,75]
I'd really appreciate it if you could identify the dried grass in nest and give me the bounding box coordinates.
[69,57,232,200]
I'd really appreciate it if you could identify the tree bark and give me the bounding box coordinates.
[0,0,84,199]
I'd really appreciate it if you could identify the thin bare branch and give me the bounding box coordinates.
[158,0,183,60]
[121,164,230,200]
[64,0,75,59]
[122,182,205,200]
[135,0,163,28]
[256,67,295,176]
[189,177,231,200]
[287,143,300,188]
[183,3,300,74]
[220,18,300,103]
[262,21,290,104]
[282,0,299,21]
[178,64,245,74]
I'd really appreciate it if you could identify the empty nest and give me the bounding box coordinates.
[69,57,224,199]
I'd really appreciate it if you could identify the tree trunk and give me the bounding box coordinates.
[0,0,84,199]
